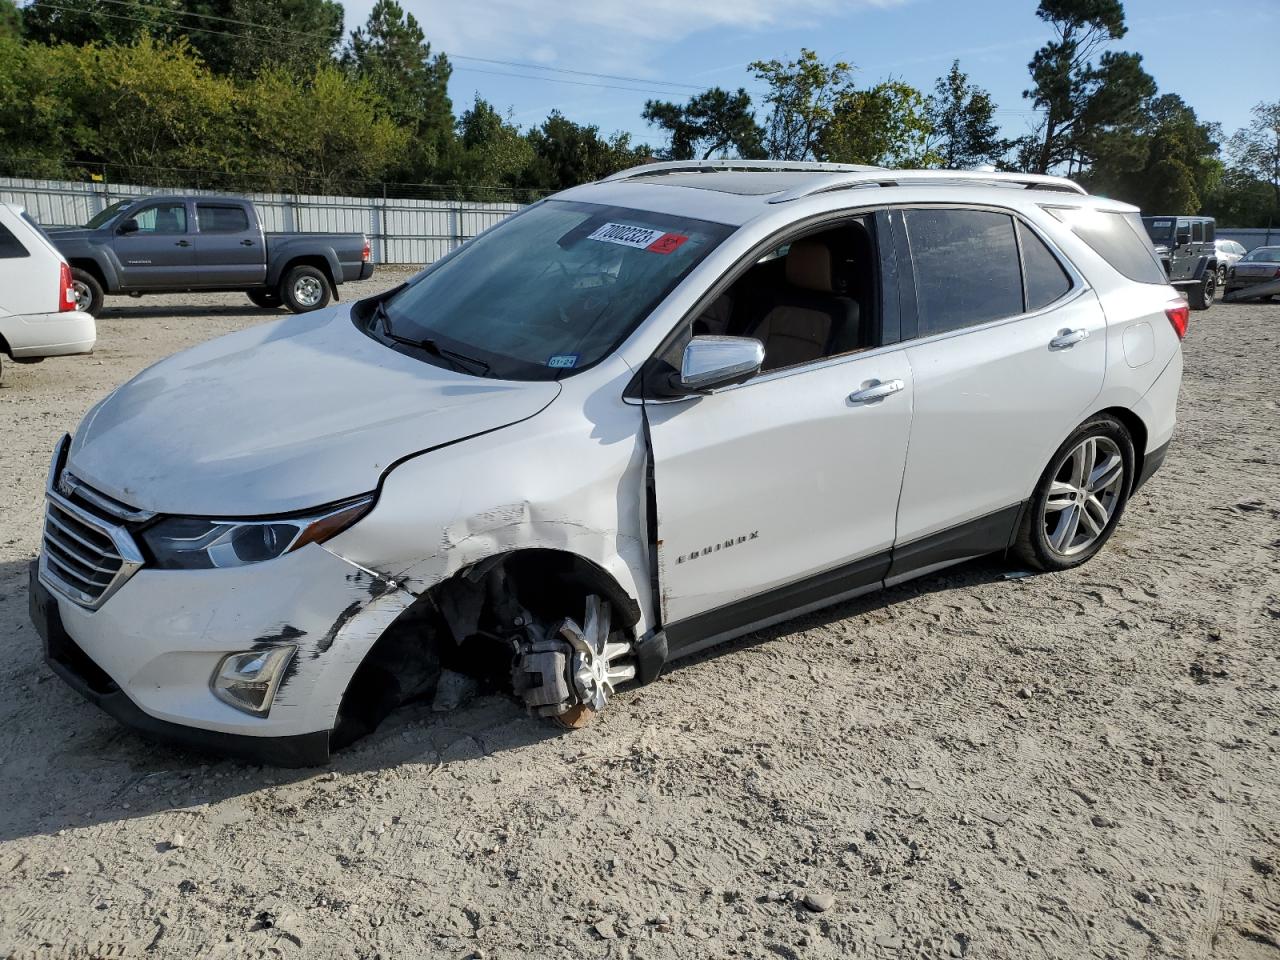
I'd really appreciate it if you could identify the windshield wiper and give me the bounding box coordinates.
[373,301,490,376]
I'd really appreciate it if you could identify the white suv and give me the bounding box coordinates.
[29,162,1185,766]
[0,202,96,380]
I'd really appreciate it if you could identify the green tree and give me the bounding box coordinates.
[821,80,935,167]
[924,61,1006,168]
[0,35,86,175]
[1085,95,1220,213]
[1,0,21,39]
[523,111,646,191]
[182,0,344,78]
[1202,168,1275,227]
[22,0,182,46]
[1227,100,1280,220]
[1021,0,1156,174]
[244,65,407,189]
[642,87,764,160]
[437,95,535,194]
[749,49,856,161]
[346,0,452,178]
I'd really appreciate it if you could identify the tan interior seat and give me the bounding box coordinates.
[750,240,860,371]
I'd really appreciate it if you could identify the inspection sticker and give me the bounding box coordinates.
[547,354,579,369]
[588,222,688,254]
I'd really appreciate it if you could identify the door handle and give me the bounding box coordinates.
[848,378,905,404]
[175,240,191,247]
[1049,327,1089,350]
[240,239,254,246]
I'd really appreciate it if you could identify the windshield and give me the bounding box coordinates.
[1242,247,1280,263]
[83,200,133,230]
[373,199,734,380]
[1142,217,1175,243]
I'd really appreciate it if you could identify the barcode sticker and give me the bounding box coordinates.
[588,222,689,254]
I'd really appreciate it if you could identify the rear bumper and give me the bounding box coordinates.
[30,562,330,767]
[357,261,375,281]
[2,310,96,358]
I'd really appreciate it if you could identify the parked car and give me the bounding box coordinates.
[0,202,95,382]
[1223,245,1280,301]
[1214,238,1247,283]
[1141,215,1218,309]
[45,195,374,316]
[30,161,1185,766]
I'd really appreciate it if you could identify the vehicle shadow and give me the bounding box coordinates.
[96,304,283,320]
[0,553,1028,844]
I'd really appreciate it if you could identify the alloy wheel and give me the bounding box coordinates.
[294,275,323,307]
[72,280,92,312]
[1043,436,1125,557]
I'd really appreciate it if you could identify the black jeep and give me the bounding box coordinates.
[1141,215,1218,310]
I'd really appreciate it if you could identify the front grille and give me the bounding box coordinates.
[40,487,146,612]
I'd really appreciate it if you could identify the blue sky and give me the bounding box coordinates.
[341,0,1275,149]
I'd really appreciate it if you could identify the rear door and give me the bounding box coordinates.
[193,202,266,287]
[889,206,1107,576]
[115,200,194,289]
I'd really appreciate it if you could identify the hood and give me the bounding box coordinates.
[44,228,95,241]
[67,306,560,516]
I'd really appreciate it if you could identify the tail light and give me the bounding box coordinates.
[362,238,371,263]
[1165,298,1189,340]
[58,262,76,312]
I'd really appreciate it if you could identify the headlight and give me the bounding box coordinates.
[140,496,373,570]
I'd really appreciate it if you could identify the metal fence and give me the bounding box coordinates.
[1217,227,1280,251]
[0,176,526,265]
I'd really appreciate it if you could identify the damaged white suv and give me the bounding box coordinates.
[30,162,1185,766]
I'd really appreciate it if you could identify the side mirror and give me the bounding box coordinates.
[1175,231,1191,246]
[118,219,140,235]
[679,335,765,393]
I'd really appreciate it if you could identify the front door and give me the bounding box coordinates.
[115,201,195,289]
[646,348,913,651]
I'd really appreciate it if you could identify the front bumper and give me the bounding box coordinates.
[30,535,417,765]
[1223,276,1280,301]
[31,561,330,767]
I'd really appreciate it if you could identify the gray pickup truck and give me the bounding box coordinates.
[46,195,374,316]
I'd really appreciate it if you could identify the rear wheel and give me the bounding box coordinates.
[70,268,104,316]
[1012,415,1134,572]
[247,289,282,309]
[1188,272,1215,311]
[279,265,331,313]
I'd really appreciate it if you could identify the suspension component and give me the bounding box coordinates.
[510,595,635,726]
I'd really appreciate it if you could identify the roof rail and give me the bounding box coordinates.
[766,169,1087,202]
[601,159,886,182]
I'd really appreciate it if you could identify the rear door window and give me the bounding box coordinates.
[1044,207,1168,285]
[903,208,1024,336]
[197,204,250,233]
[0,220,30,259]
[1192,221,1204,242]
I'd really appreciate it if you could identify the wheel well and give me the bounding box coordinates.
[68,259,106,287]
[280,256,335,290]
[0,332,10,358]
[1096,406,1148,484]
[332,549,640,747]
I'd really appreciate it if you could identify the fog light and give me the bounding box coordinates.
[211,646,296,716]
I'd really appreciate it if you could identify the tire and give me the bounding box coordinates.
[1217,264,1228,286]
[1011,415,1135,573]
[70,268,104,317]
[279,265,331,313]
[247,289,282,309]
[1188,272,1215,311]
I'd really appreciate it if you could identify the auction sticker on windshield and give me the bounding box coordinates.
[589,222,689,255]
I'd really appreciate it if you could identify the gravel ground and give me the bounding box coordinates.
[0,280,1277,960]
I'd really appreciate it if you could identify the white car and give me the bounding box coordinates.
[0,203,96,380]
[1214,238,1248,284]
[29,162,1185,766]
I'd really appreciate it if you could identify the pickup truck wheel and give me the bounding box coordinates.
[70,269,104,316]
[247,290,282,309]
[1188,272,1215,311]
[281,265,331,313]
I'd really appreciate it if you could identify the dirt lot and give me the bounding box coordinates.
[0,279,1277,960]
